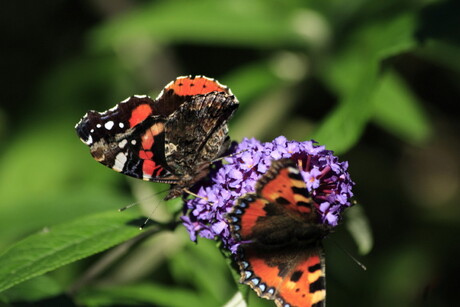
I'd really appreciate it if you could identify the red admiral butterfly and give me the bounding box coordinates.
[228,158,329,307]
[76,76,239,199]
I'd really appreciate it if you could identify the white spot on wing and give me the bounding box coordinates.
[244,271,252,279]
[96,124,102,128]
[104,121,114,130]
[82,135,93,145]
[258,283,266,292]
[113,152,127,172]
[119,122,124,128]
[118,139,128,149]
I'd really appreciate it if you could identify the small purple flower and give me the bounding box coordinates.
[181,136,355,253]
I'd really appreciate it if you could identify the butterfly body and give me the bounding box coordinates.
[75,76,238,199]
[228,158,329,307]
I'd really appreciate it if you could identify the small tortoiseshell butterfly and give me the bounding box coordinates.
[228,158,330,307]
[75,76,239,199]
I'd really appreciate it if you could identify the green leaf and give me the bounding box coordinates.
[344,205,373,255]
[323,13,418,96]
[169,238,233,305]
[77,283,208,307]
[0,275,62,303]
[372,70,432,144]
[0,210,143,293]
[314,13,419,153]
[222,292,246,307]
[0,122,132,249]
[89,0,305,52]
[365,13,418,60]
[417,40,460,73]
[312,61,378,154]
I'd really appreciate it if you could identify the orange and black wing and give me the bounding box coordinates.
[255,159,316,218]
[228,158,328,307]
[75,95,174,182]
[76,76,238,187]
[235,245,326,307]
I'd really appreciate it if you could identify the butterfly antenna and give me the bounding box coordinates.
[118,188,170,211]
[139,203,161,230]
[332,239,367,271]
[118,201,138,212]
[183,188,213,203]
[119,187,169,229]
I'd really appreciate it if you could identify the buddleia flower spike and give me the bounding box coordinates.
[181,136,355,252]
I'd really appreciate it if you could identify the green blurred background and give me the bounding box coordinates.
[1,0,459,306]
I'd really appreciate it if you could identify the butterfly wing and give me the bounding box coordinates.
[255,159,316,217]
[76,76,237,188]
[236,244,325,307]
[163,91,239,187]
[76,76,236,185]
[228,158,327,307]
[75,95,177,182]
[154,75,232,116]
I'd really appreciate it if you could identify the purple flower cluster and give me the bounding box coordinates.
[181,136,355,253]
